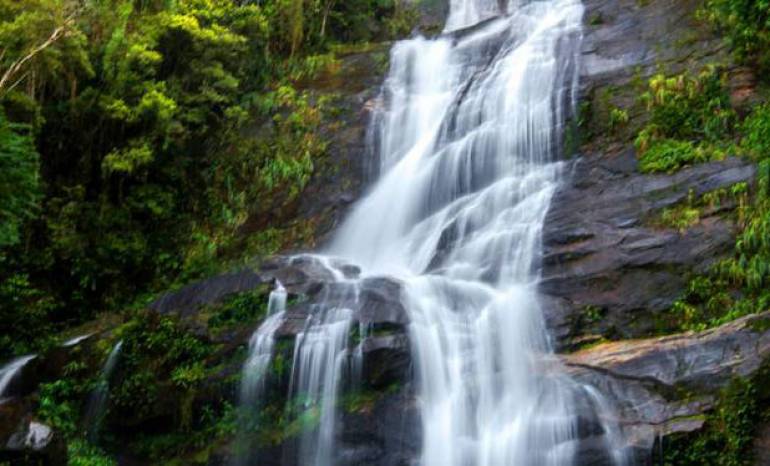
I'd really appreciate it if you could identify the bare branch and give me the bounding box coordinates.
[0,14,77,97]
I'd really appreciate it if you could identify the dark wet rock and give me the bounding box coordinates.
[541,152,755,348]
[577,0,740,140]
[580,0,726,83]
[360,334,411,389]
[150,255,366,320]
[150,269,264,317]
[753,421,770,465]
[0,398,29,447]
[292,46,390,246]
[335,384,421,466]
[563,311,770,459]
[0,418,66,466]
[233,384,420,466]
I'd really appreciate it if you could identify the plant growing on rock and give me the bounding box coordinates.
[635,67,736,173]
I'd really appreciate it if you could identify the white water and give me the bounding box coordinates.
[327,0,628,464]
[236,0,630,463]
[288,260,358,466]
[240,281,287,408]
[233,281,288,466]
[84,340,123,441]
[0,355,35,401]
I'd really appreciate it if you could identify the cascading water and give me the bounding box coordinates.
[0,355,36,401]
[327,0,629,464]
[233,281,287,466]
[236,0,631,464]
[234,258,363,466]
[84,340,123,441]
[287,259,361,466]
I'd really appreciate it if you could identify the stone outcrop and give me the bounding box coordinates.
[564,311,770,459]
[1,419,66,466]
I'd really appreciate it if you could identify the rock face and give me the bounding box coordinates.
[541,152,755,348]
[564,312,770,460]
[538,0,756,349]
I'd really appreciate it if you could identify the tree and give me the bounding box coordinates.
[0,109,40,248]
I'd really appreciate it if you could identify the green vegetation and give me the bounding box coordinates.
[206,285,271,330]
[661,371,769,466]
[648,184,748,232]
[699,0,770,75]
[0,0,413,359]
[0,0,415,462]
[659,104,770,332]
[635,67,735,173]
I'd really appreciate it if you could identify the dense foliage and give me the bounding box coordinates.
[700,0,770,74]
[635,67,736,174]
[0,0,413,358]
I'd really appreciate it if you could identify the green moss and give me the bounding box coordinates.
[206,285,271,330]
[582,305,604,324]
[588,13,604,26]
[341,383,400,414]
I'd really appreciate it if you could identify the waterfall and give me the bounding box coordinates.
[235,0,630,463]
[84,340,123,441]
[328,0,629,464]
[0,355,35,401]
[240,280,287,410]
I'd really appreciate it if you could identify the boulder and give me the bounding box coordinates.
[0,418,66,466]
[563,311,770,458]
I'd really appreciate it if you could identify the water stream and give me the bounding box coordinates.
[0,355,36,401]
[84,340,123,441]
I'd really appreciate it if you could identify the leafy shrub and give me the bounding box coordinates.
[68,439,117,466]
[700,0,770,75]
[635,68,736,173]
[112,311,212,421]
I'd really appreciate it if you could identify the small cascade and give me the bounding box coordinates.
[233,256,368,465]
[232,281,287,466]
[290,305,355,466]
[84,340,123,442]
[239,281,287,412]
[0,355,36,401]
[285,259,359,466]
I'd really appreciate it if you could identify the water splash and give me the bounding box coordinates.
[84,340,123,442]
